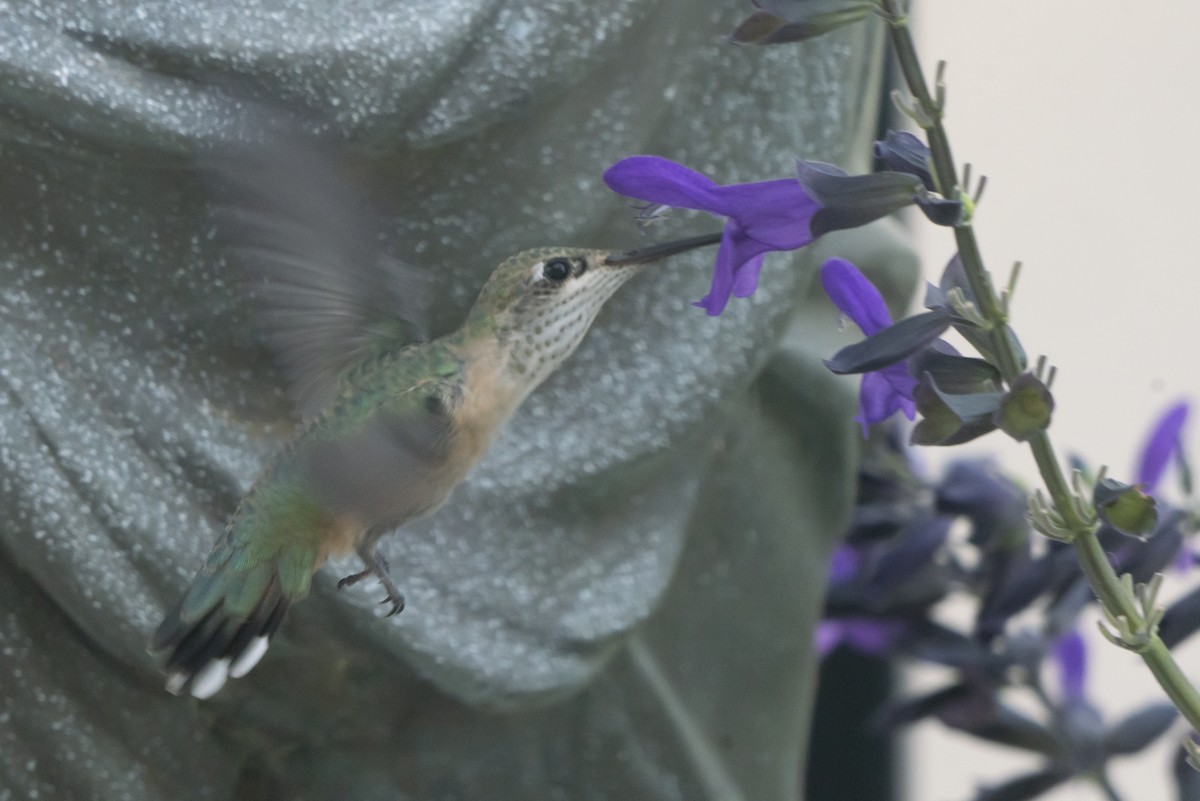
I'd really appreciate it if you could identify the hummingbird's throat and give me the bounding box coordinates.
[505,267,631,382]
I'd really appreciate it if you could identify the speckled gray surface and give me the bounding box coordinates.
[0,1,914,798]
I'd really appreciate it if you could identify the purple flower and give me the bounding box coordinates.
[819,257,917,435]
[815,617,907,658]
[604,156,820,315]
[1053,630,1087,703]
[1136,400,1190,494]
[828,543,860,584]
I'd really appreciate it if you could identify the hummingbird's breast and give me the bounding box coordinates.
[444,338,527,467]
[227,338,532,563]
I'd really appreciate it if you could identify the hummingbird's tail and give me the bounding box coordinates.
[149,527,321,698]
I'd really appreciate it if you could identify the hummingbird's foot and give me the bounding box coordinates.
[337,568,370,589]
[337,552,390,589]
[338,550,405,616]
[373,558,406,618]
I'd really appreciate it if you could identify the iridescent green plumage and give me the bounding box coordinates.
[150,120,717,698]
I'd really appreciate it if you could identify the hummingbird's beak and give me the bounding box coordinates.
[603,232,723,267]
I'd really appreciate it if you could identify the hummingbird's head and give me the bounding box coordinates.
[469,247,640,383]
[468,234,719,384]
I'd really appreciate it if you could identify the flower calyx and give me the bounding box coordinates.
[1094,476,1159,538]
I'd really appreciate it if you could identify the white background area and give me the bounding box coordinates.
[907,4,1200,801]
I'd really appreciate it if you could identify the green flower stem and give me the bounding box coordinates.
[883,0,1200,734]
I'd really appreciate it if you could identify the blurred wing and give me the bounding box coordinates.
[204,122,428,419]
[300,378,463,523]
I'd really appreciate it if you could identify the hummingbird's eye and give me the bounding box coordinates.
[542,258,572,282]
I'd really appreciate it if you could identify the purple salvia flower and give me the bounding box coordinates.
[819,257,917,435]
[603,156,820,315]
[828,543,860,584]
[1053,630,1087,703]
[1136,400,1190,494]
[815,617,907,658]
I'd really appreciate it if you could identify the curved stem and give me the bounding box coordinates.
[883,0,1200,734]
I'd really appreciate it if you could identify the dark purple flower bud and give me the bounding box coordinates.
[1060,699,1105,770]
[858,514,951,608]
[911,373,1002,447]
[604,155,820,315]
[730,0,874,45]
[936,460,1027,546]
[914,194,964,227]
[902,622,979,667]
[874,130,935,190]
[1053,630,1086,703]
[973,554,1052,643]
[937,696,1062,756]
[930,255,1028,371]
[1160,583,1200,649]
[1173,739,1200,800]
[796,160,923,237]
[1136,399,1190,494]
[972,768,1071,801]
[874,683,974,732]
[1103,704,1178,756]
[1112,508,1186,582]
[911,350,1000,394]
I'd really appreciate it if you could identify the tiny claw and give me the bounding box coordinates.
[337,569,370,589]
[346,544,407,617]
[379,595,405,617]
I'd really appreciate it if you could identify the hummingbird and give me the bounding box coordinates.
[148,128,719,698]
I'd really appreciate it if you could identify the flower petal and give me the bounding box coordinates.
[841,618,906,655]
[856,366,916,436]
[814,620,843,657]
[603,156,724,213]
[880,362,919,411]
[731,251,767,298]
[714,178,819,249]
[1054,630,1087,702]
[828,544,859,584]
[1136,400,1190,493]
[692,224,739,316]
[820,257,893,335]
[693,223,776,314]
